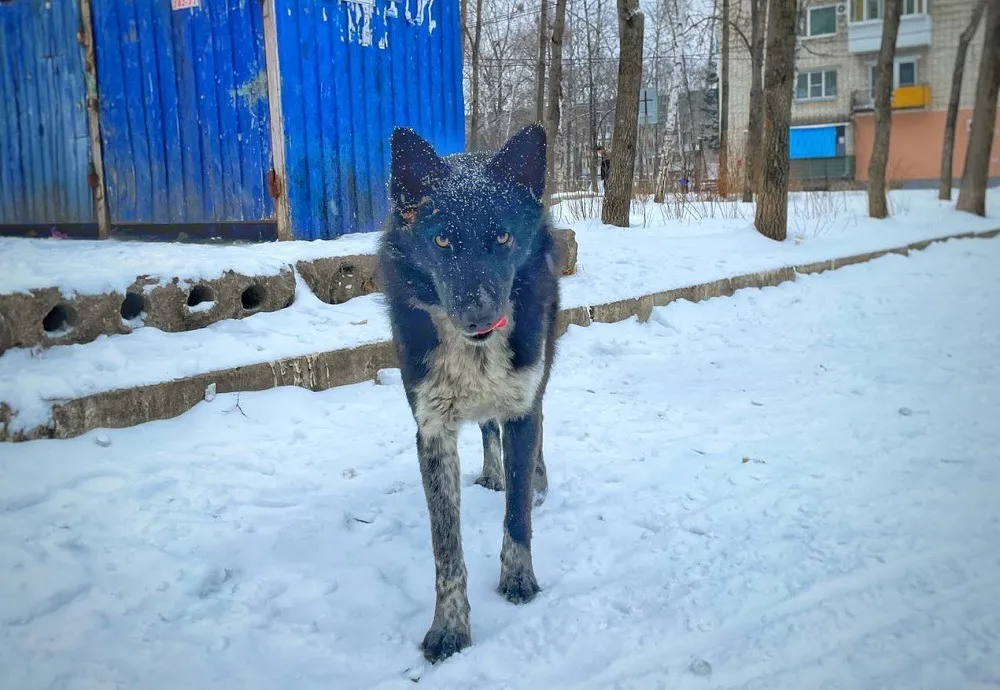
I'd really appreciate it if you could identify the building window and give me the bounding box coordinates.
[796,69,838,101]
[867,57,918,97]
[851,0,881,21]
[805,5,838,36]
[897,58,917,86]
[852,0,926,21]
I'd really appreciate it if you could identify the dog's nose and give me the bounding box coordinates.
[462,310,507,335]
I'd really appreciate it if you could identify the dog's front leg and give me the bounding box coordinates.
[416,426,472,663]
[532,412,548,506]
[497,405,542,603]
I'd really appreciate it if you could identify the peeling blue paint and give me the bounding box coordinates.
[275,0,464,239]
[90,0,275,224]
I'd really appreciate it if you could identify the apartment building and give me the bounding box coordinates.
[724,0,1000,186]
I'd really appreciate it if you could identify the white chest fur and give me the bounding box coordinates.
[413,323,545,436]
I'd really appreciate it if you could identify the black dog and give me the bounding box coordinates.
[376,125,560,663]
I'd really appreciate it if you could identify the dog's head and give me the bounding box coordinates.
[387,125,547,343]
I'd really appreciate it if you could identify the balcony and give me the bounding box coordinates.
[848,13,932,54]
[852,84,931,112]
[892,84,931,109]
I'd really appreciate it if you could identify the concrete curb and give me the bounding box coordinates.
[3,227,997,443]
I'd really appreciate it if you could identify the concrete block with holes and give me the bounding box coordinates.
[0,229,579,355]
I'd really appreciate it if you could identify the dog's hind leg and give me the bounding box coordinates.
[475,421,505,492]
[532,412,548,507]
[497,405,542,604]
[416,427,472,663]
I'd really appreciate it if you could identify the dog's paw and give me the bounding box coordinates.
[421,624,472,664]
[497,569,541,604]
[474,473,505,492]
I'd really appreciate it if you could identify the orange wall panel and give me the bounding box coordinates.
[854,108,1000,182]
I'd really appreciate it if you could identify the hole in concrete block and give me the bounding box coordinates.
[186,284,216,311]
[42,303,79,336]
[120,292,146,321]
[240,284,267,312]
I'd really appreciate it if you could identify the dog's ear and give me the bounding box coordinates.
[486,124,547,202]
[389,127,449,209]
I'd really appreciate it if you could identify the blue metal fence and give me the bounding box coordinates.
[90,0,275,225]
[0,0,465,240]
[0,0,92,226]
[276,0,465,239]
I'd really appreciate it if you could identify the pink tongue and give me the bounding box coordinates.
[477,315,508,335]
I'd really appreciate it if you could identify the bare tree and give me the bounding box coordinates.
[468,0,485,149]
[867,0,903,219]
[477,2,538,150]
[718,0,730,197]
[741,0,765,203]
[461,0,468,49]
[544,0,568,204]
[536,0,549,123]
[669,0,698,183]
[583,0,601,192]
[753,0,796,241]
[939,0,987,201]
[602,0,645,227]
[650,0,675,202]
[957,0,1000,217]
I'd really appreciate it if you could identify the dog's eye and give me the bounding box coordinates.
[434,235,450,248]
[400,207,418,224]
[496,232,511,245]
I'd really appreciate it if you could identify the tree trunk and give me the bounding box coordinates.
[650,0,666,200]
[753,0,796,241]
[535,0,548,124]
[667,0,693,178]
[653,137,670,202]
[601,0,645,227]
[718,0,731,197]
[584,0,600,193]
[468,0,484,150]
[940,0,987,201]
[742,0,765,203]
[867,0,903,219]
[544,0,568,206]
[460,0,468,140]
[460,0,468,50]
[957,0,1000,217]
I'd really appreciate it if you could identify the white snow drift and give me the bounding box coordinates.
[1,234,998,689]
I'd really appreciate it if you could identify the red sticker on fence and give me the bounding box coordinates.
[171,0,200,10]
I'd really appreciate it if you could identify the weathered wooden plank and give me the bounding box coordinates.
[79,0,110,237]
[262,0,291,240]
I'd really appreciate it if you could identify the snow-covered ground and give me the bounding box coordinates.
[0,231,380,297]
[2,189,997,435]
[556,188,1000,308]
[2,234,998,689]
